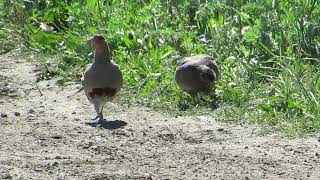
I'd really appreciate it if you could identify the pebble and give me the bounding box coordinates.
[1,113,8,118]
[28,109,35,114]
[51,135,63,139]
[9,89,15,93]
[14,112,20,116]
[1,173,12,179]
[28,114,36,118]
[51,161,58,167]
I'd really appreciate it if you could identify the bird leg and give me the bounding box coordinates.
[91,103,99,120]
[98,105,104,121]
[92,102,105,124]
[92,103,101,122]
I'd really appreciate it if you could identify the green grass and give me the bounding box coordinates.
[1,0,320,137]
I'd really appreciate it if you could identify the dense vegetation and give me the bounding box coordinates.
[1,0,320,136]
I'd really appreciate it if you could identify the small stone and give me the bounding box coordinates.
[1,113,8,118]
[71,111,76,114]
[51,161,58,167]
[217,128,224,132]
[51,135,63,139]
[1,173,12,179]
[316,152,319,157]
[244,146,249,149]
[28,109,35,114]
[28,114,36,118]
[14,112,20,116]
[82,141,93,149]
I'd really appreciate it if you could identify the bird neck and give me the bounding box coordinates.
[94,48,111,64]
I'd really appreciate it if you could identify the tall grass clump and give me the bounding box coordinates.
[1,0,319,136]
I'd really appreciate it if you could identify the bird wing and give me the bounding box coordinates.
[83,63,122,100]
[199,66,216,82]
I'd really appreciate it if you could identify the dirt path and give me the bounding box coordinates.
[0,51,319,180]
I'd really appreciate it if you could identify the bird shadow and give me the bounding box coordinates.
[85,119,127,129]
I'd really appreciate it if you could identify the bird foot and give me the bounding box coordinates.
[94,117,105,127]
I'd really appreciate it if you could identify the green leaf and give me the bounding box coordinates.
[87,27,98,34]
[86,0,96,10]
[258,103,273,112]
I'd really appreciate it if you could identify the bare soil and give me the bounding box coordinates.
[0,51,320,180]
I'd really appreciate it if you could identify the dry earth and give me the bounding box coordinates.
[0,51,320,180]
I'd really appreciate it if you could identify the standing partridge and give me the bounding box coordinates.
[175,54,219,96]
[83,35,123,123]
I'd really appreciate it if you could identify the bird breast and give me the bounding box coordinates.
[83,63,122,94]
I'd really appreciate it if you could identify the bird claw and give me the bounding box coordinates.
[90,112,104,127]
[94,118,104,127]
[94,121,102,127]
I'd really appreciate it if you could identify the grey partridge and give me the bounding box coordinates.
[175,54,219,96]
[83,35,123,123]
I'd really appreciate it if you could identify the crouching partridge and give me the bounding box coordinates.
[175,54,219,96]
[83,35,123,123]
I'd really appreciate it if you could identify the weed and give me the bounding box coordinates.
[1,0,319,136]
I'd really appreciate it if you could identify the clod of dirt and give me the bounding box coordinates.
[217,127,224,132]
[1,173,12,179]
[1,113,8,118]
[51,135,63,139]
[14,112,20,116]
[50,161,59,167]
[0,87,9,94]
[82,141,94,149]
[27,114,36,120]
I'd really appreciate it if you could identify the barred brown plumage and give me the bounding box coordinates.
[175,54,219,96]
[82,35,123,124]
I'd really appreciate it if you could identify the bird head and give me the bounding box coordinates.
[90,35,107,49]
